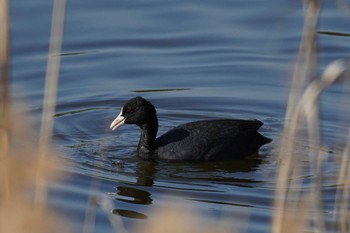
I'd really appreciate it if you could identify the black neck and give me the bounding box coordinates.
[137,115,158,155]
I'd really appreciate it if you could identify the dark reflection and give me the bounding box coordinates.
[318,31,350,37]
[115,185,153,205]
[190,156,263,173]
[112,156,263,210]
[112,209,148,219]
[132,153,264,186]
[160,156,265,186]
[134,159,158,186]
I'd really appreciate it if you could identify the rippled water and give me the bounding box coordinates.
[10,0,350,232]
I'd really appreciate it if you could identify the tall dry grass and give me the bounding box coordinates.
[272,1,349,233]
[1,0,349,233]
[1,0,71,232]
[0,101,70,233]
[0,0,10,159]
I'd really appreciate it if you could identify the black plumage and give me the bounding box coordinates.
[110,96,271,161]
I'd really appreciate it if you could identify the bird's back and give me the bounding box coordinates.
[155,119,271,161]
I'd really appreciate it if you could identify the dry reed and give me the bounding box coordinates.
[137,205,233,233]
[272,0,350,233]
[1,0,349,232]
[1,0,71,232]
[0,0,10,160]
[35,0,66,208]
[0,101,70,233]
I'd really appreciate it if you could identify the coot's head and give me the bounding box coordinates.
[110,96,157,131]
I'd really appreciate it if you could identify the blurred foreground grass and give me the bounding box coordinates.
[1,0,349,233]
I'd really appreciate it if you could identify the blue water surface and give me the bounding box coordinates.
[9,0,350,232]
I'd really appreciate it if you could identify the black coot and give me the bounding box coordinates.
[110,96,271,161]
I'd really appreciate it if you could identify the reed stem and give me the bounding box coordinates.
[35,0,66,206]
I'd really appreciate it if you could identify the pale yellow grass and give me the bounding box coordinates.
[1,0,71,232]
[272,1,350,233]
[0,101,71,233]
[1,0,349,233]
[137,206,234,233]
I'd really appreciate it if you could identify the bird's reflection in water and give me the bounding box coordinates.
[111,154,265,219]
[115,185,153,205]
[112,209,148,220]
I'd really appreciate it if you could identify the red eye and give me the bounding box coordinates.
[124,106,132,113]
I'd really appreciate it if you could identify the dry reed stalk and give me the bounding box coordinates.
[296,59,348,232]
[0,0,10,202]
[35,0,66,207]
[337,133,350,232]
[0,0,9,92]
[273,1,321,232]
[332,113,350,232]
[137,204,233,233]
[284,0,319,122]
[1,0,72,232]
[0,98,71,233]
[273,0,350,232]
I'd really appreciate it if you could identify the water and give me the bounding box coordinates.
[9,0,350,232]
